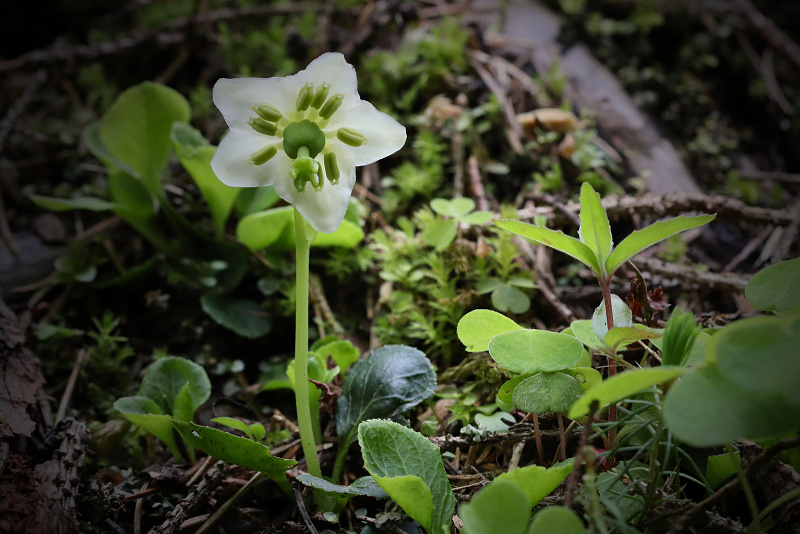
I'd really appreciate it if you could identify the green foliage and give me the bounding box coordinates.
[172,420,295,491]
[745,257,800,315]
[114,356,211,460]
[358,420,456,534]
[660,309,702,366]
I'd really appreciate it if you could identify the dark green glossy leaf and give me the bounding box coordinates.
[336,345,436,451]
[200,293,271,339]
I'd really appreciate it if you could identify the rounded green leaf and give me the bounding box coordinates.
[139,356,211,414]
[512,372,584,414]
[663,365,800,447]
[604,325,661,353]
[746,257,800,315]
[527,506,586,534]
[488,329,584,373]
[562,367,603,391]
[459,480,530,534]
[498,374,532,403]
[492,284,531,314]
[431,197,475,218]
[237,206,364,252]
[592,295,632,341]
[569,320,605,352]
[568,366,686,419]
[457,309,523,352]
[100,82,191,196]
[200,293,271,339]
[422,218,458,251]
[714,315,800,405]
[114,396,181,459]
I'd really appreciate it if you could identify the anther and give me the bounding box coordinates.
[311,83,330,109]
[324,152,340,185]
[336,127,367,147]
[319,93,344,119]
[253,103,283,122]
[296,82,314,112]
[249,145,277,166]
[248,118,278,136]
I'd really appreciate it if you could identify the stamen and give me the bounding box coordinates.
[319,93,344,120]
[249,145,278,166]
[296,82,314,112]
[336,127,367,147]
[324,152,340,185]
[248,117,278,136]
[253,103,283,122]
[311,83,330,109]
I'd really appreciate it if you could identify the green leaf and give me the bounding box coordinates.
[172,421,295,479]
[358,420,456,534]
[200,293,271,339]
[237,206,364,252]
[494,219,600,275]
[459,480,530,534]
[211,417,256,440]
[235,186,281,216]
[663,365,800,447]
[337,345,436,451]
[172,382,194,422]
[139,356,211,414]
[28,194,115,212]
[578,182,612,267]
[296,474,389,499]
[113,396,181,459]
[714,315,800,405]
[106,172,174,253]
[474,412,515,432]
[457,309,523,352]
[422,218,458,251]
[315,339,361,378]
[100,82,191,196]
[527,506,586,534]
[562,367,603,391]
[569,319,605,352]
[460,211,494,225]
[171,123,239,237]
[604,325,661,354]
[569,366,686,419]
[494,460,574,508]
[498,375,531,404]
[745,257,800,315]
[492,284,531,314]
[605,214,716,275]
[431,197,474,218]
[488,329,584,374]
[592,295,632,341]
[706,451,740,490]
[512,372,584,414]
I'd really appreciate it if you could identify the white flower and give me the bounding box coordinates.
[210,52,406,233]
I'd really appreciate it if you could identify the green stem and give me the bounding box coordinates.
[294,208,322,478]
[727,442,761,533]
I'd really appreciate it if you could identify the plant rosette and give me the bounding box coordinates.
[210,52,406,233]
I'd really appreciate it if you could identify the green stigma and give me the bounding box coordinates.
[290,147,323,192]
[283,119,325,159]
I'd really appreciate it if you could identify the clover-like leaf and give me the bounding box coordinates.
[488,329,584,374]
[459,480,530,534]
[139,356,211,415]
[512,372,584,414]
[457,309,525,353]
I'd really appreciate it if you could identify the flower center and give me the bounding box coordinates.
[283,120,325,159]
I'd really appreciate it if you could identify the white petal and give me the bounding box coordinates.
[325,101,407,166]
[287,52,360,111]
[210,130,290,187]
[213,78,293,131]
[272,148,356,234]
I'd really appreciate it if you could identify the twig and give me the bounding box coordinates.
[723,225,774,272]
[133,480,149,534]
[469,54,525,155]
[564,401,598,509]
[668,435,800,532]
[429,422,577,452]
[467,156,490,212]
[737,169,800,184]
[770,196,800,263]
[641,258,750,292]
[193,472,264,534]
[55,349,89,423]
[309,274,344,336]
[148,460,230,534]
[731,0,800,73]
[294,483,319,534]
[522,192,799,227]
